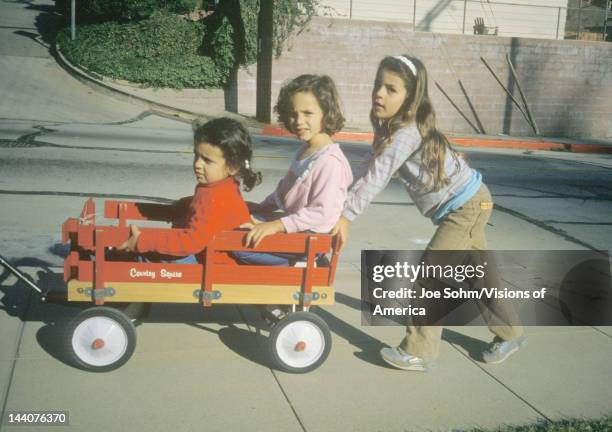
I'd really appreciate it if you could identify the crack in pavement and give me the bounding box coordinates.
[489,182,612,203]
[493,193,611,201]
[0,137,190,154]
[489,182,589,198]
[0,189,173,204]
[0,111,193,153]
[2,126,610,252]
[0,186,606,255]
[0,109,188,132]
[493,204,602,251]
[542,221,612,226]
[448,342,553,423]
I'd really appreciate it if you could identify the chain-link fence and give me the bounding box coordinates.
[565,0,610,41]
[323,0,611,41]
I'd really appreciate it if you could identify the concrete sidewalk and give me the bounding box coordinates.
[54,44,612,155]
[1,215,611,432]
[1,169,611,432]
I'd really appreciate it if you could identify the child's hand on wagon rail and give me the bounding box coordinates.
[330,216,350,253]
[118,225,141,252]
[240,219,285,248]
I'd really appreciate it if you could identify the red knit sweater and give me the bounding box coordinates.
[136,177,250,260]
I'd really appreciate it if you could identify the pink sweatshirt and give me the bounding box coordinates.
[260,143,353,233]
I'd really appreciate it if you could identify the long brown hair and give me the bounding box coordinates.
[371,55,459,192]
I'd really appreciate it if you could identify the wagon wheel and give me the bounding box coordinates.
[65,307,136,372]
[268,311,331,373]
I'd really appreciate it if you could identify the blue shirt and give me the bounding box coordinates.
[431,170,482,225]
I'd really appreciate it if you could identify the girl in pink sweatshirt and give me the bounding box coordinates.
[242,74,353,253]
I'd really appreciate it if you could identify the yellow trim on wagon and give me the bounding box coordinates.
[67,280,335,305]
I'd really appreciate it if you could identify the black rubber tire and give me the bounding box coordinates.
[65,306,136,372]
[268,311,331,373]
[122,302,151,326]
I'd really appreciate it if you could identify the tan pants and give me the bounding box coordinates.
[399,184,523,359]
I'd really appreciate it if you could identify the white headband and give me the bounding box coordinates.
[393,56,417,77]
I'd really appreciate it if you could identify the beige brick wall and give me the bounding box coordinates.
[238,17,612,139]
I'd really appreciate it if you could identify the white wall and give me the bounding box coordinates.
[321,0,569,39]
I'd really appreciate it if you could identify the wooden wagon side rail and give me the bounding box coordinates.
[66,261,332,286]
[204,231,340,308]
[104,200,178,226]
[64,200,341,307]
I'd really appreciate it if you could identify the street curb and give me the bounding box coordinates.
[54,43,265,134]
[54,44,612,154]
[54,43,203,122]
[451,137,612,154]
[262,125,612,154]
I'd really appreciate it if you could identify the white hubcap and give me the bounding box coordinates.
[275,321,325,369]
[72,316,128,367]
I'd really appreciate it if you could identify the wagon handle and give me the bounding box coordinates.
[0,253,47,301]
[328,235,341,286]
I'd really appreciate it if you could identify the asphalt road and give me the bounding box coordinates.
[1,114,611,268]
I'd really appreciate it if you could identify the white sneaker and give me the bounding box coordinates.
[482,335,528,364]
[380,347,432,372]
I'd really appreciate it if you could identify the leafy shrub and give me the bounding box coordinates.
[273,1,322,57]
[58,11,225,88]
[54,0,199,23]
[56,1,323,88]
[200,0,319,73]
[200,0,257,73]
[56,0,321,61]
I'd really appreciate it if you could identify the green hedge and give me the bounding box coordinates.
[54,0,199,23]
[199,0,320,72]
[58,12,225,88]
[56,1,322,89]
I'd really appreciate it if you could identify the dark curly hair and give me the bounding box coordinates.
[193,117,262,192]
[274,74,345,135]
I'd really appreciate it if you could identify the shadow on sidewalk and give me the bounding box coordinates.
[1,258,492,370]
[187,322,271,368]
[10,0,63,54]
[0,256,64,322]
[318,294,389,367]
[33,5,63,46]
[0,257,279,370]
[334,292,491,363]
[442,329,489,362]
[0,256,82,366]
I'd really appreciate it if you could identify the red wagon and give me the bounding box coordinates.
[57,198,340,373]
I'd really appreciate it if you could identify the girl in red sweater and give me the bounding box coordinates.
[118,117,261,263]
